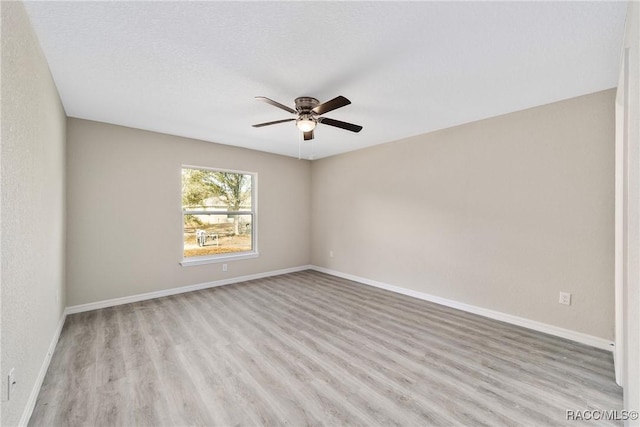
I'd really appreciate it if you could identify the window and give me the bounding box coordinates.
[181,166,256,266]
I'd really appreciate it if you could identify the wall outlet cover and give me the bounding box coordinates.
[559,292,572,305]
[7,368,15,401]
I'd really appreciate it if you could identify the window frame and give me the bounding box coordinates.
[180,165,258,267]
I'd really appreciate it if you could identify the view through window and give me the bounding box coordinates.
[182,167,255,261]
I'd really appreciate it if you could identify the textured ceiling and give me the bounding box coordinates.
[24,1,627,160]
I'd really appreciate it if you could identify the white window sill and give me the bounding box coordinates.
[180,251,259,267]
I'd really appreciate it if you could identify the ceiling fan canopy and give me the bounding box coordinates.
[253,95,363,141]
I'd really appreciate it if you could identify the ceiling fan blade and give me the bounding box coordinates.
[318,117,363,133]
[255,96,296,114]
[312,96,351,115]
[303,130,314,141]
[252,118,295,128]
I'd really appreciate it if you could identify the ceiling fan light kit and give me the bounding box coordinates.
[296,115,316,132]
[253,95,362,141]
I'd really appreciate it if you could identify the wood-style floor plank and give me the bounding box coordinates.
[28,270,622,426]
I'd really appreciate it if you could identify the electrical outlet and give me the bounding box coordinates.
[222,263,228,272]
[559,292,571,306]
[7,368,15,401]
[329,250,334,258]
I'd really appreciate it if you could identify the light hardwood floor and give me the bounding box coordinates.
[29,270,622,426]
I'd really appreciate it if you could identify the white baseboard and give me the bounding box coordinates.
[19,310,67,427]
[310,265,614,352]
[65,265,312,314]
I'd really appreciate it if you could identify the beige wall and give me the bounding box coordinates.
[66,118,311,306]
[1,2,67,426]
[311,89,615,340]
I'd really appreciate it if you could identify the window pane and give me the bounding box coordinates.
[182,167,255,260]
[183,213,252,258]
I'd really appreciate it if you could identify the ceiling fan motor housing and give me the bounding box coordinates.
[295,97,320,114]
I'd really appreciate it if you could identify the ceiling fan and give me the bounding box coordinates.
[252,95,363,140]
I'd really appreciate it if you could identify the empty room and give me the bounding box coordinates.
[2,1,639,426]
